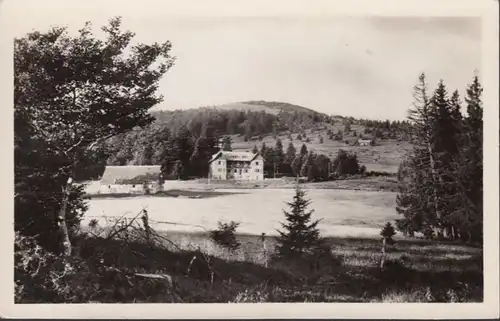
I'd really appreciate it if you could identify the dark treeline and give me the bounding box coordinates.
[358,119,413,140]
[257,139,363,180]
[395,73,483,243]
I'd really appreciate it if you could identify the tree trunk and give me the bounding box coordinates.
[380,237,387,269]
[57,175,74,256]
[427,144,444,237]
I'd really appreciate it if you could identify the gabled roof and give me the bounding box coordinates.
[100,165,161,184]
[209,151,262,163]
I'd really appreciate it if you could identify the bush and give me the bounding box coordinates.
[380,222,396,240]
[209,221,241,251]
[15,159,88,253]
[14,232,97,303]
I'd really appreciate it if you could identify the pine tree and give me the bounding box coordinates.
[380,222,396,244]
[260,142,267,156]
[452,75,483,242]
[252,145,259,154]
[273,138,284,176]
[189,137,202,177]
[397,73,443,239]
[299,143,308,157]
[299,153,310,177]
[222,136,232,151]
[174,126,194,179]
[396,73,483,242]
[379,222,396,269]
[291,155,302,177]
[276,185,324,257]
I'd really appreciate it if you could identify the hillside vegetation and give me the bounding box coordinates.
[99,100,413,178]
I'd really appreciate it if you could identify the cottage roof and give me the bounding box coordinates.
[209,151,261,163]
[100,165,161,184]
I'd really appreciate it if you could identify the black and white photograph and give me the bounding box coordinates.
[1,0,498,319]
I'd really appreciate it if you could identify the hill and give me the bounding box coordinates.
[101,100,413,174]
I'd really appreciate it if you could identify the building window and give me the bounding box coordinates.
[234,169,237,173]
[218,161,221,165]
[244,169,248,173]
[255,169,260,172]
[255,161,259,165]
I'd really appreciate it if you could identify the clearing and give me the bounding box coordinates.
[83,188,399,238]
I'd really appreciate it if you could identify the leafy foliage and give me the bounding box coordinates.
[14,17,174,253]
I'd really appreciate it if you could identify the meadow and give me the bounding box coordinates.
[69,227,483,303]
[83,188,400,238]
[29,181,480,304]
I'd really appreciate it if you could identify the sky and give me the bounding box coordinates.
[2,0,482,120]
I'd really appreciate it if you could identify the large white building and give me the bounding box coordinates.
[209,151,264,180]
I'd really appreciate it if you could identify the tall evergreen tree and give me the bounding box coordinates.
[285,142,297,163]
[452,76,483,242]
[276,185,324,257]
[291,155,302,177]
[221,136,232,151]
[396,73,483,242]
[299,143,308,157]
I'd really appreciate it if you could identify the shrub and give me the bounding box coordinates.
[14,232,97,303]
[209,221,241,251]
[380,222,396,243]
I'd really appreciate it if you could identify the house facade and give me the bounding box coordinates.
[358,138,375,146]
[209,151,264,181]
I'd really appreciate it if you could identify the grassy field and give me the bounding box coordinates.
[66,228,482,303]
[83,188,400,238]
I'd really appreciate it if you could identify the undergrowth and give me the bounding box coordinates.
[15,214,483,303]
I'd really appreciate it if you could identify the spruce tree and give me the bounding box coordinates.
[276,185,323,257]
[260,142,267,156]
[291,155,302,177]
[222,136,232,151]
[285,142,297,163]
[252,145,259,154]
[451,76,483,242]
[397,73,442,239]
[274,138,284,165]
[299,143,308,157]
